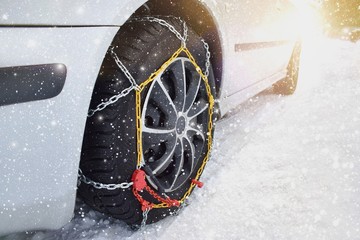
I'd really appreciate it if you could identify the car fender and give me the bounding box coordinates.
[0,26,120,235]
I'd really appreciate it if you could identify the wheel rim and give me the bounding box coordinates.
[141,57,209,193]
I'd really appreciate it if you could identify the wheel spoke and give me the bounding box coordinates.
[187,126,206,142]
[142,126,176,134]
[142,130,176,150]
[184,73,201,112]
[156,77,177,116]
[169,138,185,190]
[170,59,186,112]
[144,134,177,175]
[143,79,177,126]
[143,104,165,129]
[187,98,208,119]
[183,136,196,171]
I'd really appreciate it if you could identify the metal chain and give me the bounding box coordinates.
[110,46,140,89]
[130,16,188,47]
[141,208,150,229]
[78,169,133,190]
[87,47,140,117]
[183,20,188,44]
[173,199,189,216]
[87,85,134,117]
[202,39,211,77]
[130,207,150,231]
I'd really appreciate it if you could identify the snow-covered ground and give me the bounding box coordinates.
[5,38,360,240]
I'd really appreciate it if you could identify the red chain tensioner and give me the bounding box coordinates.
[131,169,180,211]
[191,179,204,188]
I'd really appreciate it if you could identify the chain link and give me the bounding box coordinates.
[109,47,140,90]
[202,39,211,77]
[183,21,188,44]
[87,48,140,117]
[78,169,133,190]
[87,85,135,117]
[141,208,150,229]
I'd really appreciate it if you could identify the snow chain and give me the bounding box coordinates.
[78,16,214,228]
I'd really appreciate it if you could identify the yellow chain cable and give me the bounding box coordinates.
[135,47,214,209]
[135,90,143,168]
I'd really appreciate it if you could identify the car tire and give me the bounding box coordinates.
[273,42,301,95]
[78,16,215,226]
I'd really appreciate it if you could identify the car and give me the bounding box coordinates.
[0,0,301,235]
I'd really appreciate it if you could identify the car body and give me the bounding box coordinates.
[0,0,300,235]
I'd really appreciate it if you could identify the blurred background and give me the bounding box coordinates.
[319,0,360,41]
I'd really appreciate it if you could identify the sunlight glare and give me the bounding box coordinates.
[292,0,323,42]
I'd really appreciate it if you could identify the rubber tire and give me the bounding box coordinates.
[273,42,302,95]
[78,17,215,226]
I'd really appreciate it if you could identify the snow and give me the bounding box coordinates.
[5,38,360,240]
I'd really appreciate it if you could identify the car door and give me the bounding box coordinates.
[210,0,298,97]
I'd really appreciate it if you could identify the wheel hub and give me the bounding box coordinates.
[176,115,187,135]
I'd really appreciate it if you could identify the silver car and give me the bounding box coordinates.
[0,0,301,235]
